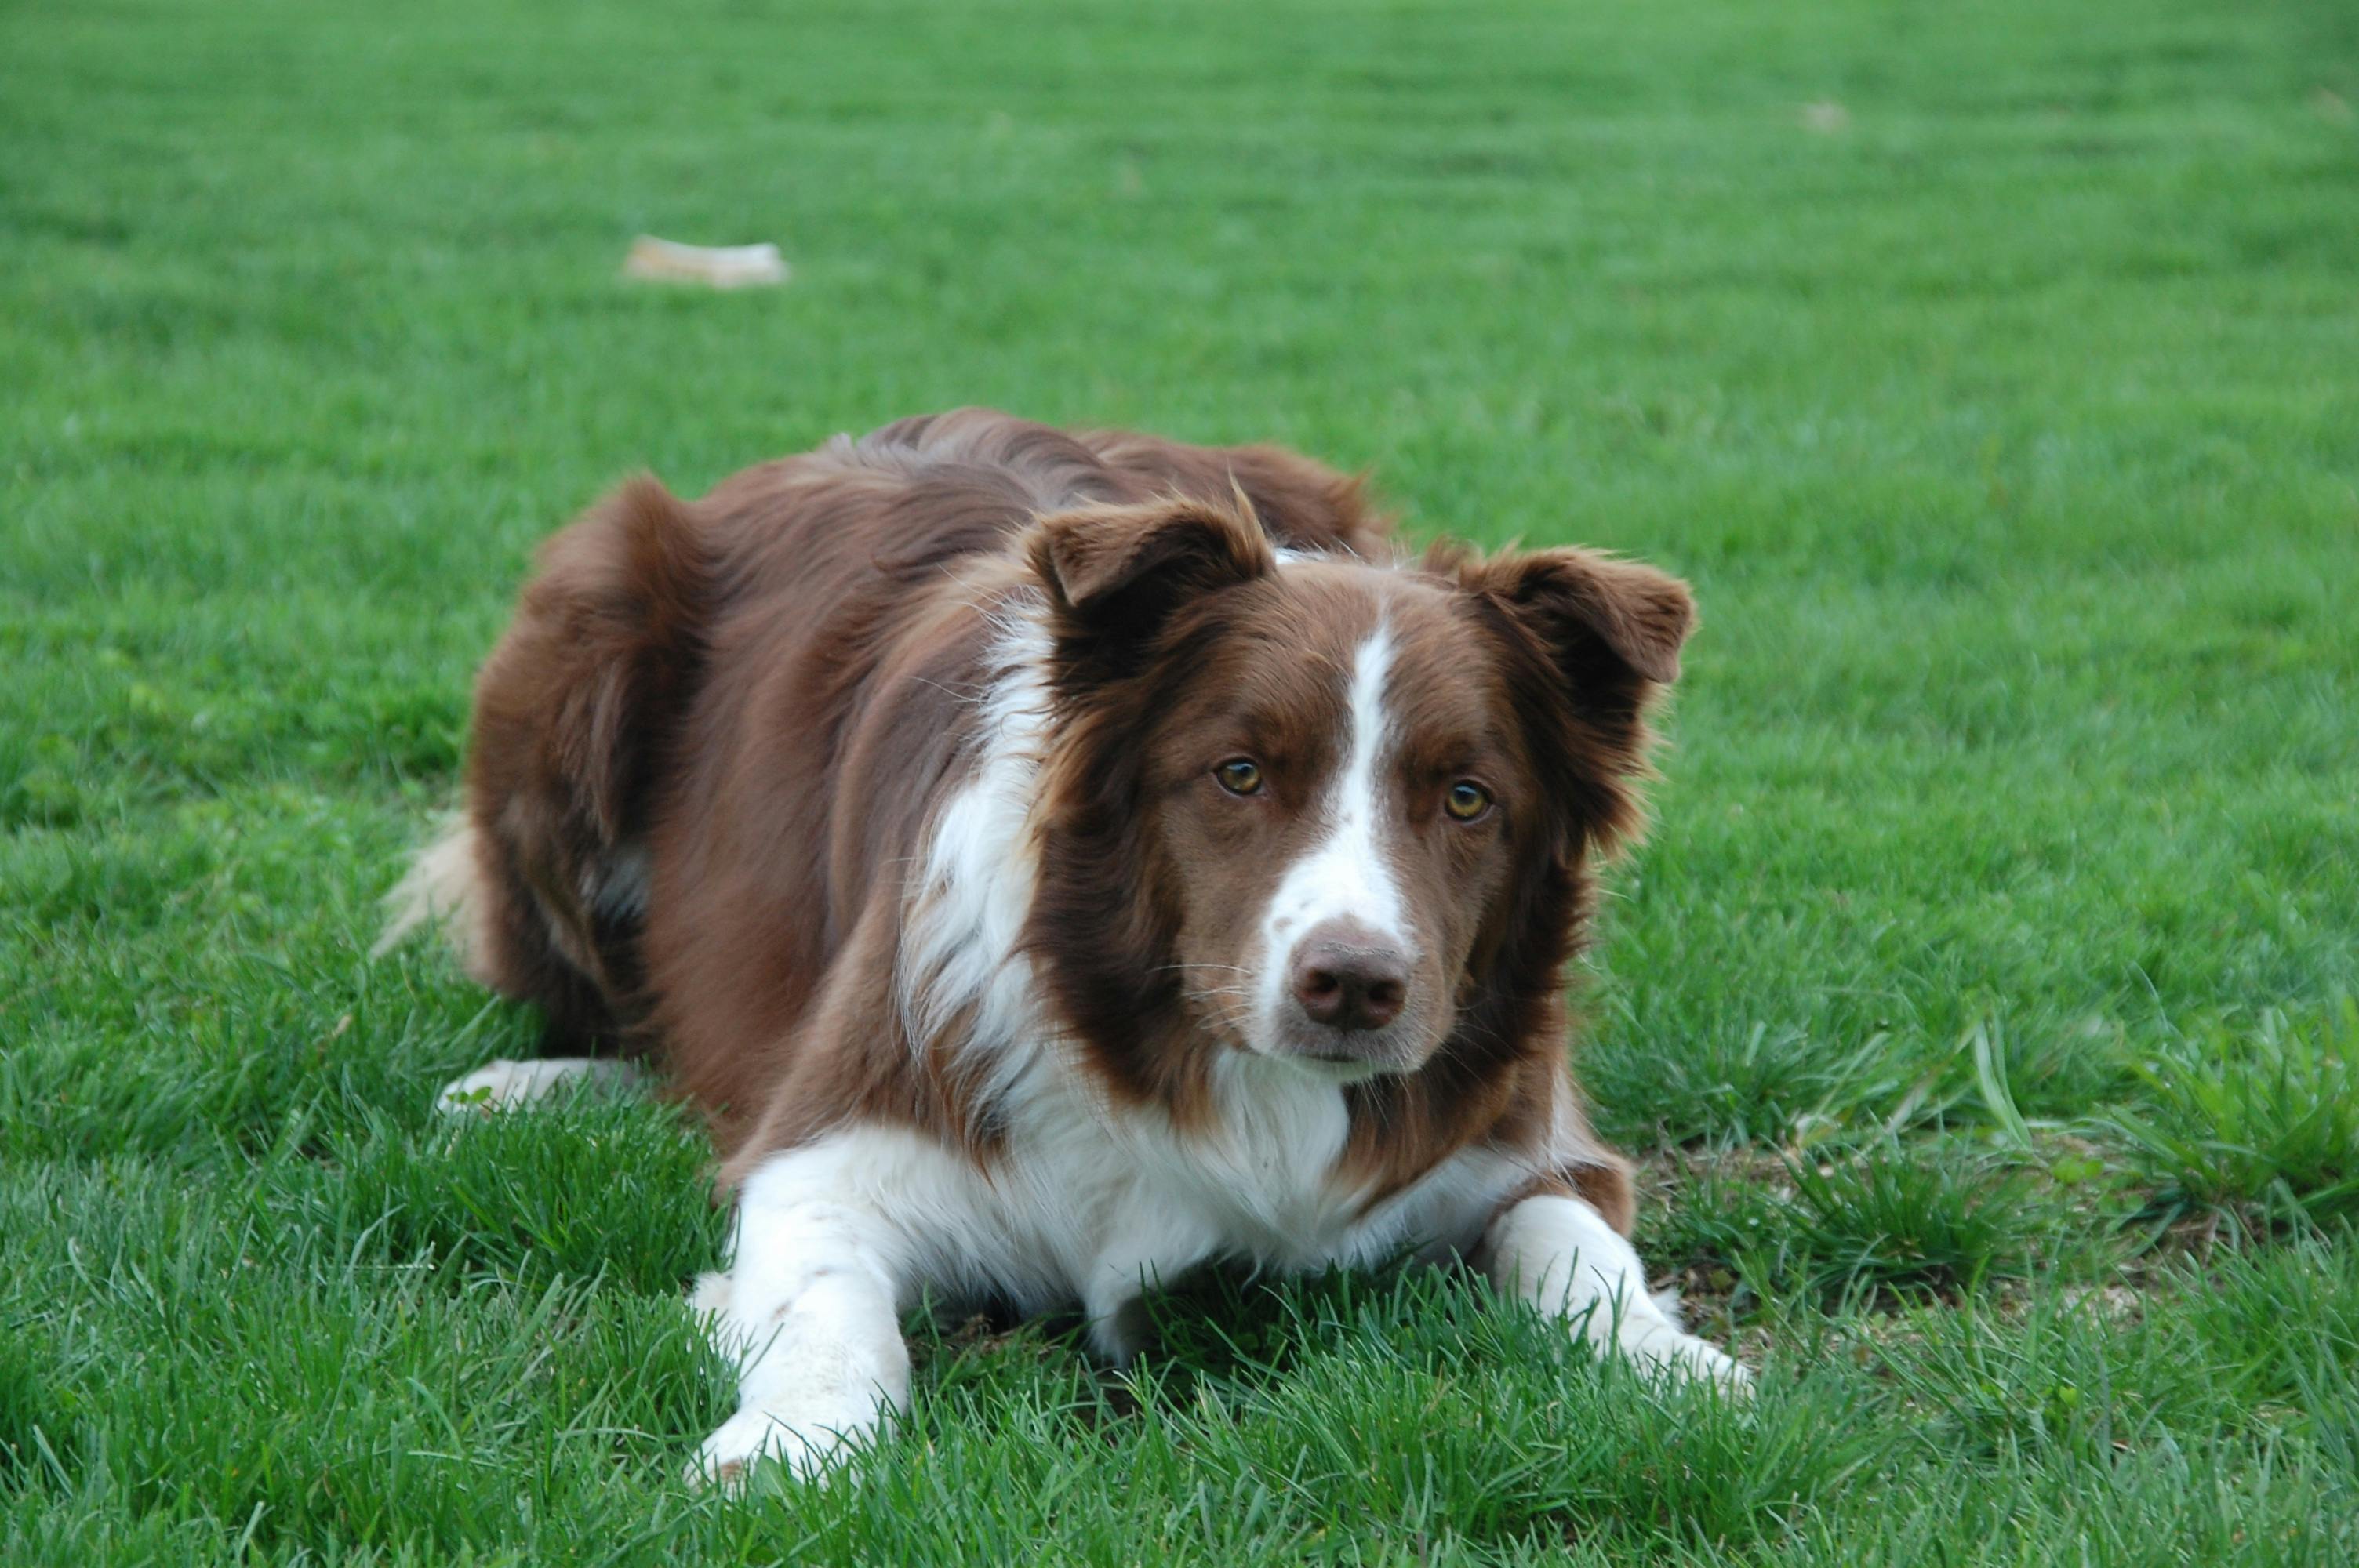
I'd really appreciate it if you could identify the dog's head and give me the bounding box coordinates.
[1022,494,1692,1109]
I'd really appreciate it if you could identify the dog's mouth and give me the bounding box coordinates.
[1258,1014,1433,1080]
[1193,982,1438,1080]
[1205,1019,1405,1078]
[1284,1050,1398,1084]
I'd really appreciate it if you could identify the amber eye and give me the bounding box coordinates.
[1214,758,1263,796]
[1444,781,1492,821]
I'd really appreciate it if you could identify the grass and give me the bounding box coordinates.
[4,0,2357,1559]
[2110,1000,2359,1230]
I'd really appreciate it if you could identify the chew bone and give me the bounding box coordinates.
[623,236,789,289]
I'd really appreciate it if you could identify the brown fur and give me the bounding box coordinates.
[450,409,1688,1231]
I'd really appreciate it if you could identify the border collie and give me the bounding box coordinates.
[385,409,1747,1483]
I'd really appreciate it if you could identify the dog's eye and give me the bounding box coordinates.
[1444,781,1492,822]
[1214,758,1263,796]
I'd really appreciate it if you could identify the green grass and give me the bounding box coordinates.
[2110,1000,2359,1230]
[5,0,2357,1559]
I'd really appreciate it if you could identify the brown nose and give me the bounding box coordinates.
[1289,924,1410,1033]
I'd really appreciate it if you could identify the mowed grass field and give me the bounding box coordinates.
[5,0,2358,1560]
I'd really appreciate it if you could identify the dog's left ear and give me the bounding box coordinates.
[1456,546,1695,854]
[1459,546,1695,691]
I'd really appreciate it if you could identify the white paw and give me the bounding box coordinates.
[434,1057,639,1116]
[689,1401,876,1490]
[436,1059,540,1114]
[1616,1321,1754,1394]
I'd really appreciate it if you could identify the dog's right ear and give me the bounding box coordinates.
[1029,495,1274,626]
[1448,543,1695,856]
[1028,495,1273,684]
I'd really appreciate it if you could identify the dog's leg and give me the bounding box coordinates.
[692,1141,922,1486]
[434,1056,642,1114]
[1081,1236,1206,1368]
[1483,1193,1750,1390]
[1081,1276,1159,1368]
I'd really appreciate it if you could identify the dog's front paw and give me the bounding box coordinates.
[1616,1321,1754,1393]
[688,1400,878,1490]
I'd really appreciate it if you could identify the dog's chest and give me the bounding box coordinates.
[1028,1059,1359,1265]
[986,1054,1509,1309]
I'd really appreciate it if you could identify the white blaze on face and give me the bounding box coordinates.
[1251,622,1412,1045]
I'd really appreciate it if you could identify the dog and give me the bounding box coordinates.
[384,408,1747,1483]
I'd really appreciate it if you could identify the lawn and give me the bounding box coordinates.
[5,0,2357,1560]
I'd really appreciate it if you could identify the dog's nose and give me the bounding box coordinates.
[1289,923,1410,1033]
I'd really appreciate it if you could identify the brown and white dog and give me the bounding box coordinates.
[385,408,1746,1483]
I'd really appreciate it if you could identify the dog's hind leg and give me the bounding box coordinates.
[434,1057,645,1115]
[391,475,706,1066]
